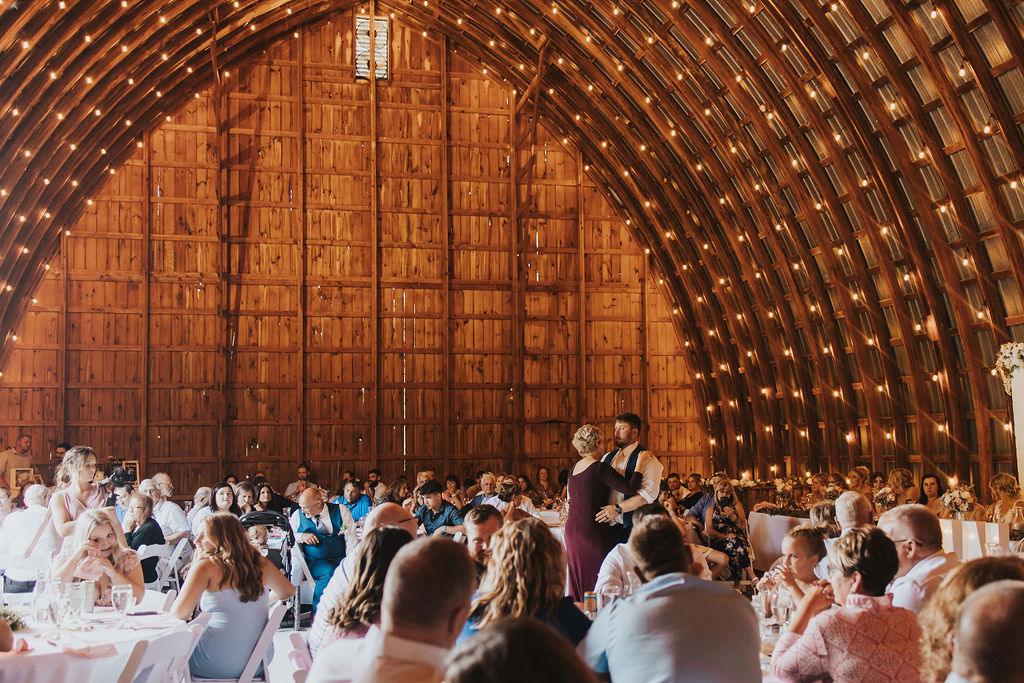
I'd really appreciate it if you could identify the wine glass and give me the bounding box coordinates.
[47,590,70,640]
[111,585,134,627]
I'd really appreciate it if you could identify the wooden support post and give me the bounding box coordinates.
[58,229,69,446]
[210,15,229,478]
[576,153,587,427]
[440,40,452,476]
[641,253,651,446]
[509,94,523,476]
[140,132,152,474]
[368,2,380,472]
[296,31,308,468]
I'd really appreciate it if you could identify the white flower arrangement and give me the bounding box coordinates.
[824,483,842,501]
[874,485,896,509]
[995,342,1024,395]
[775,478,795,506]
[941,484,976,515]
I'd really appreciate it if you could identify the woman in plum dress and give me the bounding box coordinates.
[564,424,642,602]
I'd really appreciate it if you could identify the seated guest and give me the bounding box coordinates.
[52,509,145,605]
[684,471,726,522]
[253,481,284,514]
[492,481,541,521]
[332,480,372,523]
[191,481,242,535]
[0,484,58,593]
[284,462,317,500]
[415,479,465,537]
[320,526,414,650]
[465,470,486,498]
[235,481,256,515]
[948,580,1024,683]
[814,491,873,578]
[308,502,418,658]
[595,504,714,596]
[188,486,211,525]
[171,513,294,680]
[987,473,1024,524]
[878,504,960,614]
[149,472,192,545]
[463,504,503,580]
[809,500,839,538]
[678,473,705,511]
[364,469,387,503]
[460,517,590,646]
[467,472,500,507]
[581,515,760,682]
[112,481,134,523]
[704,479,755,582]
[918,474,946,515]
[224,473,238,486]
[290,487,357,613]
[308,538,475,683]
[121,493,166,584]
[919,557,1024,683]
[763,526,827,604]
[442,474,467,510]
[382,476,411,507]
[447,617,598,683]
[888,468,919,506]
[772,526,922,682]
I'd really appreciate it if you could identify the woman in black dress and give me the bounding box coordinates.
[564,424,642,602]
[122,492,166,583]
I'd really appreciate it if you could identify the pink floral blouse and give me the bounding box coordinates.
[771,593,922,683]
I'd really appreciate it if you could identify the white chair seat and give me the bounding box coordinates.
[189,602,288,683]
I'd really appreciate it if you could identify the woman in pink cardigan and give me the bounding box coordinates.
[771,526,922,683]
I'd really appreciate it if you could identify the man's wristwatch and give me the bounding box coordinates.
[614,504,623,515]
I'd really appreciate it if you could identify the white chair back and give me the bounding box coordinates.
[138,588,177,612]
[117,628,196,683]
[147,538,189,591]
[287,631,311,682]
[172,612,211,683]
[289,546,316,606]
[136,544,172,562]
[0,553,51,574]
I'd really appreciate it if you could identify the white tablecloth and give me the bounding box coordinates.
[0,609,184,683]
[747,512,807,572]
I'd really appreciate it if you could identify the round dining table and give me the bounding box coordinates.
[0,606,184,683]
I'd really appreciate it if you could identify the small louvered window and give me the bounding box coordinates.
[355,16,388,80]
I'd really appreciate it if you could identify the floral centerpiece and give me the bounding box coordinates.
[941,484,977,518]
[775,478,795,507]
[995,342,1024,396]
[874,485,896,511]
[0,605,27,632]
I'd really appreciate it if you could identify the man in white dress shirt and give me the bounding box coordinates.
[878,503,960,614]
[149,472,192,545]
[467,472,500,507]
[814,491,872,578]
[308,537,475,683]
[0,484,57,592]
[594,412,664,545]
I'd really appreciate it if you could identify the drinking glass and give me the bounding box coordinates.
[66,583,88,627]
[773,591,792,626]
[111,585,134,627]
[597,586,620,611]
[47,590,70,636]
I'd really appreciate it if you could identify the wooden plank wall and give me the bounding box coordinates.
[0,11,704,493]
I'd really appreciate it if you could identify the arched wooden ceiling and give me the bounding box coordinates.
[2,0,1023,481]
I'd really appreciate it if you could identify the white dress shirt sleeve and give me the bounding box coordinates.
[594,545,630,594]
[637,452,665,503]
[338,504,358,553]
[156,500,191,537]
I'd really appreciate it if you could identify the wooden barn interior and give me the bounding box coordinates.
[2,0,1024,500]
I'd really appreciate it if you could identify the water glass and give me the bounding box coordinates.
[66,583,88,625]
[597,586,620,611]
[111,585,134,627]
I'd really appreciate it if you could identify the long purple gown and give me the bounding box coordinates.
[565,461,641,602]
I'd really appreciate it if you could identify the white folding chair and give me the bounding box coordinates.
[197,601,289,683]
[117,628,196,683]
[175,612,211,683]
[148,538,189,592]
[0,553,51,606]
[286,631,311,683]
[137,588,177,613]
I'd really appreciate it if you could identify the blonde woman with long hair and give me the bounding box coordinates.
[459,517,591,646]
[171,512,294,679]
[52,508,145,605]
[988,473,1024,524]
[561,423,643,602]
[49,446,107,539]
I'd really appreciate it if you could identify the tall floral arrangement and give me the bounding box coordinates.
[775,478,795,507]
[995,342,1024,396]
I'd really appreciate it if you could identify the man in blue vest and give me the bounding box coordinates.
[594,412,664,545]
[290,487,357,613]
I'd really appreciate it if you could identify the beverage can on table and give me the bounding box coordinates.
[583,591,597,616]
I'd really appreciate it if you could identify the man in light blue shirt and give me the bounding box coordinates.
[579,515,760,683]
[334,480,373,522]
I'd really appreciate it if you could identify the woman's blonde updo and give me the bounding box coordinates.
[989,473,1021,499]
[572,424,603,456]
[56,446,96,487]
